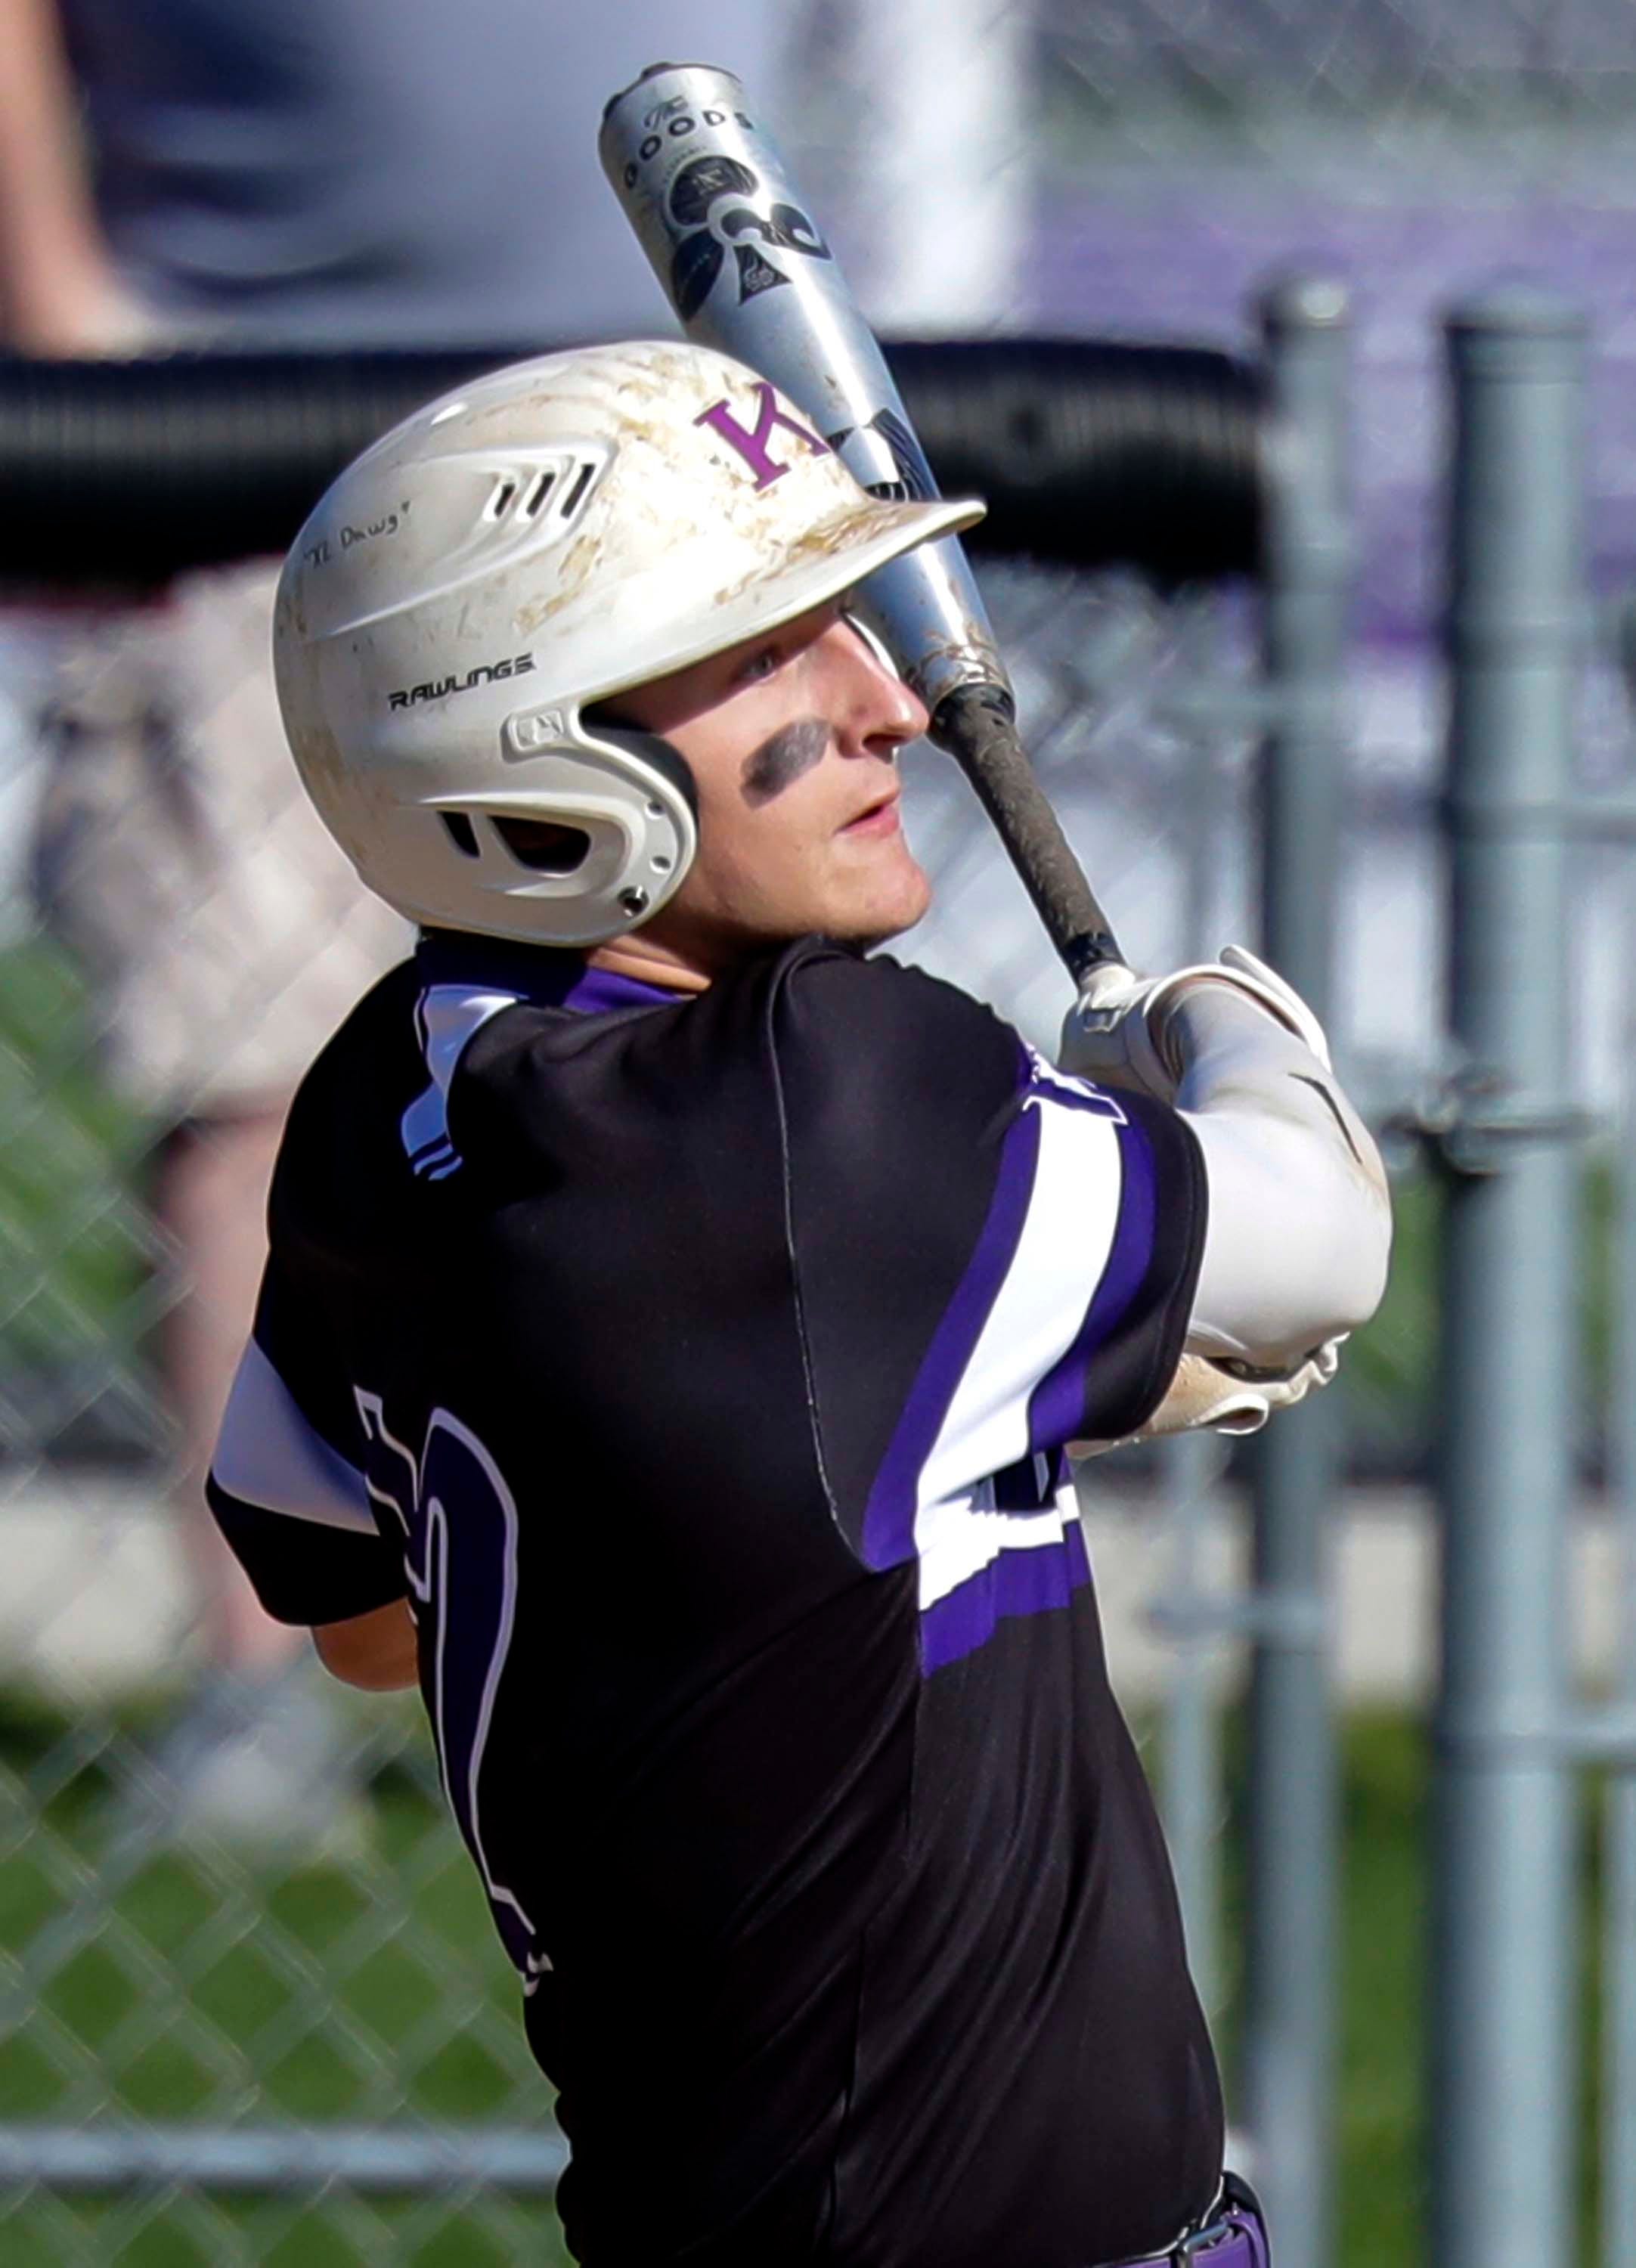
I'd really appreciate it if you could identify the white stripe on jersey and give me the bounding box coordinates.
[211,1337,376,1533]
[401,985,521,1177]
[910,1095,1122,1609]
[916,1480,1076,1612]
[919,1096,1123,1508]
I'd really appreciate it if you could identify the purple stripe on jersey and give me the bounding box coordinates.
[414,932,678,1016]
[1024,1113,1159,1454]
[920,1520,1091,1677]
[558,962,678,1015]
[860,1092,1041,1571]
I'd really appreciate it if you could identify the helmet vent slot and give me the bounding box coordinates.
[559,461,597,522]
[519,469,556,520]
[486,476,519,520]
[441,811,481,858]
[494,816,591,875]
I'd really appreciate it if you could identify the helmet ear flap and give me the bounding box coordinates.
[553,711,699,929]
[425,709,698,943]
[583,720,699,829]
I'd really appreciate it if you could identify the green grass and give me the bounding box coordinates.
[5,1699,1608,2268]
[0,940,159,1447]
[1182,1708,1431,2265]
[1331,1713,1429,2267]
[1210,1709,1611,2268]
[0,1693,569,2266]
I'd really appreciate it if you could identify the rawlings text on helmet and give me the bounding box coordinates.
[387,652,535,711]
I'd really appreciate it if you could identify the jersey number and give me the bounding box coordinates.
[353,1392,544,1986]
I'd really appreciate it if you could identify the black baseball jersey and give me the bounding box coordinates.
[209,930,1222,2268]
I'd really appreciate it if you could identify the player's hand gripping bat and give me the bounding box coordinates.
[599,63,1125,984]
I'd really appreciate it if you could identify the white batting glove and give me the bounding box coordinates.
[1070,1340,1342,1458]
[1058,943,1332,1105]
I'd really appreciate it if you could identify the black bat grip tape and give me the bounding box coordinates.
[931,683,1123,984]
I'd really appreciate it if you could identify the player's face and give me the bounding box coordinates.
[602,600,933,969]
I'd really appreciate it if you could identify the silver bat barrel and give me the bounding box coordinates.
[599,61,1013,735]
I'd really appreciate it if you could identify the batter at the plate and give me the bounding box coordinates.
[208,341,1390,2268]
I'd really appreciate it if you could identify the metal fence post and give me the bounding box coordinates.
[1433,286,1585,2268]
[1607,875,1636,2268]
[1242,275,1352,2268]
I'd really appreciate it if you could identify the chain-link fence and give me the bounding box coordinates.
[0,550,1275,2268]
[1037,0,1636,123]
[8,5,1636,2265]
[0,575,566,2264]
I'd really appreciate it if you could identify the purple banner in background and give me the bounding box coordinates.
[1027,178,1636,638]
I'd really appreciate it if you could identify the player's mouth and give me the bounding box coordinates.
[840,785,903,838]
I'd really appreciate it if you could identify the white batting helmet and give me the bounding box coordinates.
[273,340,984,947]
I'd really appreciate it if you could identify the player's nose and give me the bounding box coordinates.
[826,618,929,755]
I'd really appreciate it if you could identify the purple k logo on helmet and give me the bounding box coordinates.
[694,381,832,491]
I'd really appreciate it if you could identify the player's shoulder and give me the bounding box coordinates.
[284,954,426,1129]
[270,954,428,1216]
[764,937,1028,1139]
[770,936,1017,1056]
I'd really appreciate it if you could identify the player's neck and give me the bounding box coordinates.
[585,934,713,994]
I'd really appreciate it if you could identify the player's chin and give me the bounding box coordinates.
[822,847,931,947]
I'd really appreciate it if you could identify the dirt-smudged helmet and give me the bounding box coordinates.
[274,340,983,946]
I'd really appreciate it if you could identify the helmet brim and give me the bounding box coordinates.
[579,491,986,705]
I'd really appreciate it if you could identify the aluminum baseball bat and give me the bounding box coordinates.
[599,62,1123,981]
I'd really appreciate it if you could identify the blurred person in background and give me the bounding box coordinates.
[0,0,789,1851]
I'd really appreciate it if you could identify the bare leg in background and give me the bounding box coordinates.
[29,565,406,1849]
[155,1105,296,1676]
[138,1100,373,1855]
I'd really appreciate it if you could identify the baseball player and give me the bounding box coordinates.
[207,341,1390,2267]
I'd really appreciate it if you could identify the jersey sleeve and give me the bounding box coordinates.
[771,949,1207,1573]
[206,1263,408,1628]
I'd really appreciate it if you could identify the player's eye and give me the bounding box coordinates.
[733,642,782,687]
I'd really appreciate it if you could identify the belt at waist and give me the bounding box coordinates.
[1108,2171,1271,2268]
